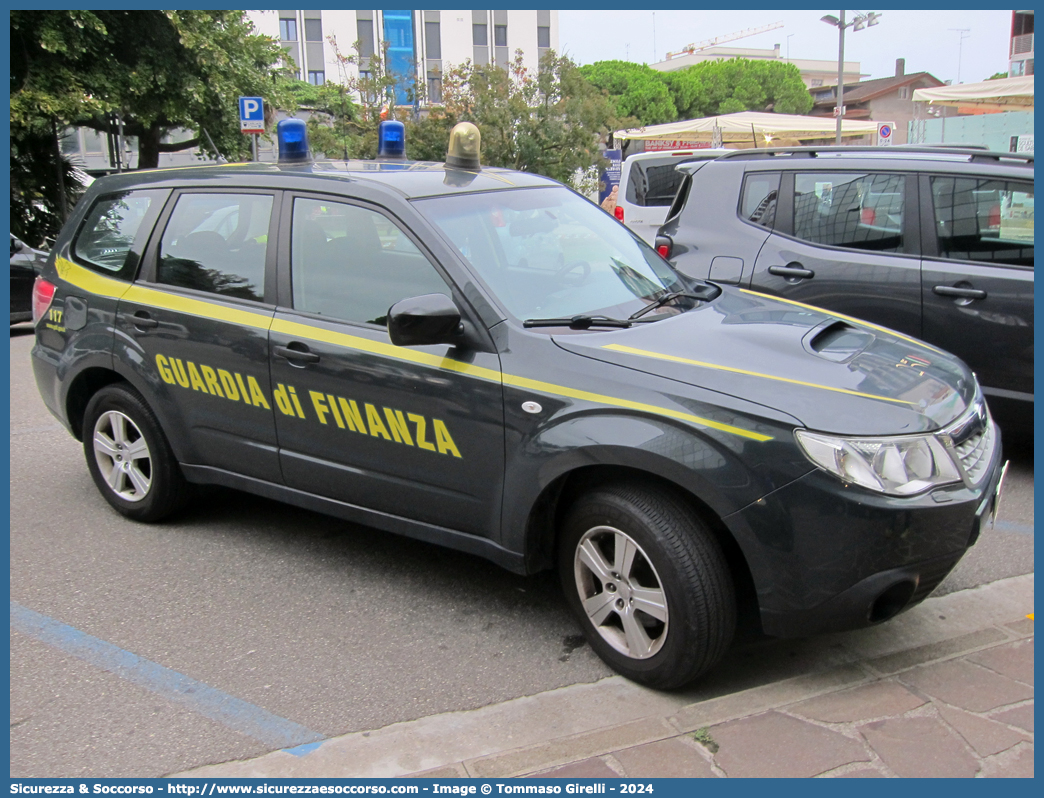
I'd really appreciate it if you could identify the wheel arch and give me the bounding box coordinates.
[522,462,761,634]
[64,367,126,441]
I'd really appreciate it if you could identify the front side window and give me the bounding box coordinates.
[416,187,688,322]
[290,198,450,326]
[279,18,297,42]
[930,176,1033,266]
[739,172,780,229]
[73,190,166,279]
[156,193,273,302]
[792,172,906,253]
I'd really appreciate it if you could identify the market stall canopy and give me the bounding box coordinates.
[912,75,1034,112]
[614,111,880,145]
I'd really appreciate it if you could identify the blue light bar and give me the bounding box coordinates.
[277,119,310,163]
[377,120,406,160]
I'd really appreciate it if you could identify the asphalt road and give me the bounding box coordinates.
[8,325,1034,777]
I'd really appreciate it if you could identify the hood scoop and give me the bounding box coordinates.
[804,320,875,363]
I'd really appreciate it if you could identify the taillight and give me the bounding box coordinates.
[32,277,56,325]
[654,235,673,260]
[860,207,876,226]
[614,206,624,222]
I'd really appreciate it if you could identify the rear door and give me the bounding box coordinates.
[268,193,506,538]
[749,171,923,339]
[920,173,1034,402]
[117,189,282,482]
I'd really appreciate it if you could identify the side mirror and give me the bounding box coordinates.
[11,237,24,256]
[387,293,463,347]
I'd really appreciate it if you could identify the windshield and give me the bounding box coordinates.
[414,187,691,321]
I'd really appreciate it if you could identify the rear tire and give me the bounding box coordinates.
[559,484,735,688]
[82,384,190,522]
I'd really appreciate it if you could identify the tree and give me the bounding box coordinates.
[579,61,677,125]
[11,11,293,168]
[663,59,812,118]
[407,51,629,184]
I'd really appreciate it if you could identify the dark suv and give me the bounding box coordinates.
[657,147,1034,429]
[30,126,1006,689]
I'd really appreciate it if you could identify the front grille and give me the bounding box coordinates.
[937,401,996,488]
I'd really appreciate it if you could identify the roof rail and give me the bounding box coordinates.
[716,146,1033,165]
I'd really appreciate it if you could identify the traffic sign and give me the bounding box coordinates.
[239,96,265,134]
[877,122,895,146]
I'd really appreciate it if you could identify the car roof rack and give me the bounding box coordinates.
[716,146,1033,166]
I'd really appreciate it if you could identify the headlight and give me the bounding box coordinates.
[795,429,962,496]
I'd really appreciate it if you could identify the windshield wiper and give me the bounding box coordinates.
[523,315,633,330]
[627,286,721,321]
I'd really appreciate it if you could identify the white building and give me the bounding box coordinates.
[652,44,866,89]
[247,10,559,105]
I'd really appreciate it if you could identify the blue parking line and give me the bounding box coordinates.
[993,520,1035,536]
[10,601,325,751]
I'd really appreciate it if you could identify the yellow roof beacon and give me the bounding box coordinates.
[445,122,481,170]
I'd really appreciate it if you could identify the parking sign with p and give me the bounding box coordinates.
[240,97,265,134]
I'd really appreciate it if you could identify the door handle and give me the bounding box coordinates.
[128,311,159,329]
[933,285,987,301]
[768,265,815,279]
[274,344,320,364]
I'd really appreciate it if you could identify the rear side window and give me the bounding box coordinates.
[930,177,1033,267]
[73,190,167,280]
[625,160,690,207]
[792,173,905,253]
[739,172,780,229]
[664,174,692,224]
[156,193,274,302]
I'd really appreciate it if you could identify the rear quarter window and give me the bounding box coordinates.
[72,189,168,280]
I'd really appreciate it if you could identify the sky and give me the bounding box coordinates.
[559,9,1014,85]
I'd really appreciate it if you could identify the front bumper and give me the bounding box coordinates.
[726,430,1005,638]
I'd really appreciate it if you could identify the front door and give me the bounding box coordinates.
[269,195,505,538]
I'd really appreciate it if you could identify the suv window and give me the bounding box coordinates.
[739,172,780,228]
[156,193,273,302]
[930,176,1034,267]
[625,161,690,207]
[290,198,451,325]
[793,173,905,253]
[73,190,166,279]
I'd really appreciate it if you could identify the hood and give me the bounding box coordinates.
[554,288,976,436]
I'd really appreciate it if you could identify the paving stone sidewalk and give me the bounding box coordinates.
[515,628,1033,779]
[182,576,1033,780]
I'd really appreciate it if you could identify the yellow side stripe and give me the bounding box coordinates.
[603,343,914,406]
[739,288,947,354]
[274,320,770,440]
[55,257,771,441]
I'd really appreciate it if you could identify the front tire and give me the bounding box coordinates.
[559,484,735,689]
[82,384,190,522]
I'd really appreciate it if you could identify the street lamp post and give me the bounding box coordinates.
[821,11,881,145]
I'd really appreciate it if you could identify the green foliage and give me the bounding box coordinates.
[406,51,628,183]
[10,127,86,246]
[663,59,813,118]
[580,60,678,125]
[987,71,1009,80]
[582,57,812,126]
[691,728,720,754]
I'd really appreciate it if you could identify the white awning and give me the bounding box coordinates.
[614,111,880,144]
[913,76,1034,111]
